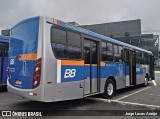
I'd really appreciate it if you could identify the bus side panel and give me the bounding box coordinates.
[100,62,126,92]
[136,64,146,84]
[43,19,85,102]
[42,20,57,102]
[55,81,84,101]
[55,63,84,101]
[2,57,8,84]
[115,63,126,89]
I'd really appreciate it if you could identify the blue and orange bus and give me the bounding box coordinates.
[0,35,9,87]
[8,16,154,102]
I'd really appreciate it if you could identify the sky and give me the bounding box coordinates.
[0,0,160,35]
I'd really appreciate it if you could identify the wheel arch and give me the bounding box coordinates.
[145,73,149,80]
[105,76,117,90]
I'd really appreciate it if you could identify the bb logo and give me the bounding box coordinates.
[64,69,76,78]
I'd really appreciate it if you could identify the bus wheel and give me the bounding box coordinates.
[103,79,115,99]
[143,77,148,87]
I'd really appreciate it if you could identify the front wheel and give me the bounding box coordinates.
[143,77,148,87]
[103,79,115,99]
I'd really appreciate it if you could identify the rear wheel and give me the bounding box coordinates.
[103,79,115,99]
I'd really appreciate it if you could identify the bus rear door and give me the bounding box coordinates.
[149,55,155,80]
[84,39,100,96]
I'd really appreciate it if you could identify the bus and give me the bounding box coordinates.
[0,35,9,87]
[7,16,154,102]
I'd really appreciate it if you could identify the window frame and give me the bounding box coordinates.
[67,31,81,47]
[101,41,114,62]
[113,44,123,62]
[113,44,119,54]
[106,42,113,53]
[50,25,82,60]
[51,27,67,45]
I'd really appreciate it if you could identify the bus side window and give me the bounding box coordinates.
[101,41,114,62]
[145,53,149,64]
[51,28,67,44]
[136,51,140,64]
[114,45,118,54]
[84,40,90,64]
[52,43,65,58]
[51,27,82,60]
[118,46,123,62]
[114,45,122,62]
[67,32,81,59]
[67,31,81,47]
[66,46,81,59]
[125,49,130,64]
[106,42,113,61]
[140,52,144,64]
[101,41,107,61]
[113,45,118,62]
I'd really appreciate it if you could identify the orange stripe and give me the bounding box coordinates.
[19,53,37,61]
[61,60,84,66]
[142,64,147,68]
[61,60,105,66]
[100,62,105,66]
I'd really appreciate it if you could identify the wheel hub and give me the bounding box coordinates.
[107,83,113,95]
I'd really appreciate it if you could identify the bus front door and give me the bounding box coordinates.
[149,55,155,80]
[84,39,99,95]
[124,49,136,86]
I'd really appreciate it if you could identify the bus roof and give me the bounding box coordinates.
[46,16,152,54]
[12,16,153,54]
[11,16,39,30]
[0,35,9,43]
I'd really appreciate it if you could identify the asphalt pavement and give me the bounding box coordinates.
[0,75,160,118]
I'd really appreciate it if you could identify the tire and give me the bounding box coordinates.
[103,79,116,99]
[143,77,148,87]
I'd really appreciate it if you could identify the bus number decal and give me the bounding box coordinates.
[64,69,76,78]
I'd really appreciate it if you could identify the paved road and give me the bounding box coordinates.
[0,77,160,118]
[0,92,153,119]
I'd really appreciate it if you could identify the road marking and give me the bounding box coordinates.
[152,80,158,86]
[143,92,160,97]
[112,100,160,109]
[115,86,151,101]
[89,97,160,109]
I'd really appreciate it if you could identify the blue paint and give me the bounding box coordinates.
[61,62,147,83]
[61,66,84,82]
[0,35,9,86]
[9,17,39,89]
